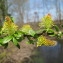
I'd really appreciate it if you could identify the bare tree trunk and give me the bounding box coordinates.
[56,0,61,25]
[58,0,61,25]
[0,0,8,27]
[0,0,8,20]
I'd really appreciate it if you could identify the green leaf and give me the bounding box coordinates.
[0,38,3,46]
[47,29,54,35]
[17,32,23,38]
[14,32,24,42]
[53,25,59,32]
[13,37,18,45]
[36,29,46,34]
[29,30,36,36]
[3,36,13,44]
[14,32,23,39]
[49,34,55,37]
[0,38,3,44]
[13,37,20,49]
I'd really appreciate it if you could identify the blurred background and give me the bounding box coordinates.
[0,0,63,25]
[0,0,63,63]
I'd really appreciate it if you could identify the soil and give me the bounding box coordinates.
[0,38,36,63]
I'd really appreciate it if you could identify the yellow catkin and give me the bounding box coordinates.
[45,14,51,19]
[39,14,53,28]
[37,35,57,47]
[1,16,18,35]
[21,24,32,34]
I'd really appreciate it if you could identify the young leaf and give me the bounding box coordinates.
[47,29,54,35]
[14,32,23,39]
[17,32,23,38]
[29,30,36,36]
[21,24,35,36]
[3,36,13,44]
[13,37,20,49]
[53,25,59,32]
[0,38,3,44]
[0,38,3,46]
